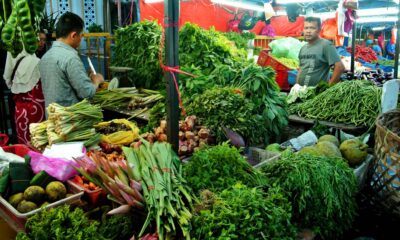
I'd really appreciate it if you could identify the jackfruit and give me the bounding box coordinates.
[17,200,37,213]
[340,139,368,166]
[45,181,67,202]
[24,186,45,203]
[298,146,323,157]
[316,141,342,158]
[318,135,339,147]
[9,193,24,208]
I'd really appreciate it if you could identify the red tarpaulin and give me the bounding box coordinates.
[140,0,304,36]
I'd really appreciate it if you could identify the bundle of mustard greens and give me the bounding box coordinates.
[45,100,103,146]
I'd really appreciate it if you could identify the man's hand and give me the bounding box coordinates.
[329,61,345,85]
[90,73,104,88]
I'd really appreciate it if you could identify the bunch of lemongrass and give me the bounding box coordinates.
[29,121,49,148]
[46,100,103,145]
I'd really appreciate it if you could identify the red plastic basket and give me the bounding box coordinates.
[67,180,106,205]
[257,50,292,91]
[1,144,31,157]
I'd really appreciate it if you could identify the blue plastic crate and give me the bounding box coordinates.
[288,70,298,85]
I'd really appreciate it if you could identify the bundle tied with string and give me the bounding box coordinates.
[370,109,400,216]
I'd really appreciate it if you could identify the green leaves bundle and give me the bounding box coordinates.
[261,153,358,239]
[186,87,268,144]
[113,20,163,89]
[191,184,297,240]
[288,80,382,127]
[16,205,101,240]
[183,143,265,193]
[179,22,246,75]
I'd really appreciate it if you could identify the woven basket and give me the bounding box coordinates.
[369,110,400,216]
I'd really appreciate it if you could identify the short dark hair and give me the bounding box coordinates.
[56,12,84,38]
[305,17,321,30]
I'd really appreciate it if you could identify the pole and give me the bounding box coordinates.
[135,0,140,22]
[394,3,400,78]
[351,21,356,75]
[165,0,180,152]
[117,0,122,26]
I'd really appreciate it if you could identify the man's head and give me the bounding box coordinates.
[38,30,46,51]
[304,17,321,43]
[56,12,84,49]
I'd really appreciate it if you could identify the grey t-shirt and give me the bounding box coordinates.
[39,41,96,108]
[298,38,341,86]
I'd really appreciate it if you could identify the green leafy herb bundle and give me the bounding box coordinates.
[191,183,297,240]
[179,22,246,75]
[288,80,382,127]
[183,143,265,193]
[112,20,163,89]
[16,205,101,240]
[186,87,268,144]
[261,153,358,239]
[222,31,256,50]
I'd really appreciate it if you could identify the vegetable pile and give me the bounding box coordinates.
[183,143,265,194]
[274,56,299,69]
[191,184,297,240]
[289,80,382,127]
[112,20,163,89]
[16,205,136,240]
[179,22,245,74]
[45,99,103,146]
[347,45,378,63]
[123,140,195,240]
[261,153,358,239]
[141,116,213,156]
[187,87,267,144]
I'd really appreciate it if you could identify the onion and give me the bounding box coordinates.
[198,128,210,139]
[160,120,167,130]
[185,131,195,140]
[158,133,168,142]
[179,131,185,140]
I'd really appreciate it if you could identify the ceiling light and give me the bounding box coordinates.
[144,0,163,3]
[372,26,386,31]
[357,7,398,17]
[275,0,327,4]
[211,0,264,12]
[357,16,398,23]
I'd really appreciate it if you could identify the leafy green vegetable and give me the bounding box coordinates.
[289,80,382,127]
[17,205,101,240]
[186,87,268,144]
[191,183,297,240]
[179,22,246,75]
[98,215,135,240]
[112,20,163,89]
[222,31,255,50]
[183,143,265,193]
[261,153,358,239]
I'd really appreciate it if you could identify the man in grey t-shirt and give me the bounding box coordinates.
[297,17,344,86]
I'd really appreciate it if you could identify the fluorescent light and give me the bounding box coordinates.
[211,0,264,12]
[372,26,385,31]
[144,0,163,3]
[357,16,398,23]
[276,0,326,4]
[357,7,398,17]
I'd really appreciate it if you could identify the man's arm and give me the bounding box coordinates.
[296,68,302,84]
[329,61,344,85]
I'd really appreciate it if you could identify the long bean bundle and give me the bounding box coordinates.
[123,140,194,240]
[289,80,382,127]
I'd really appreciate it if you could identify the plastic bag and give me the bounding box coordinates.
[94,119,140,145]
[320,18,337,40]
[264,3,275,21]
[0,134,9,147]
[29,151,79,181]
[269,37,305,60]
